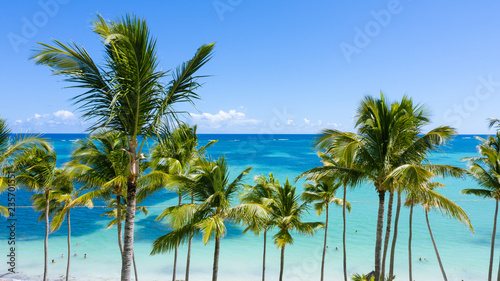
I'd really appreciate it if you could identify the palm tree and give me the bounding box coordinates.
[461,132,500,281]
[151,156,253,281]
[68,130,145,280]
[33,169,94,281]
[31,14,215,280]
[269,179,323,281]
[311,94,456,281]
[299,151,360,281]
[68,131,128,253]
[139,124,216,281]
[410,184,473,281]
[301,178,350,281]
[14,147,57,281]
[240,173,279,281]
[0,117,51,215]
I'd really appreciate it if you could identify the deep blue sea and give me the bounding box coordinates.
[0,134,494,280]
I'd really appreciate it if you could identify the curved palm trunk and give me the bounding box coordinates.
[425,211,447,281]
[343,185,348,281]
[488,199,498,281]
[172,193,182,281]
[374,190,386,281]
[381,191,394,280]
[321,204,329,281]
[43,191,49,281]
[117,194,124,254]
[186,195,194,281]
[279,246,286,281]
[262,228,267,281]
[408,204,413,281]
[388,191,401,280]
[66,209,71,281]
[133,252,138,281]
[212,237,220,281]
[122,141,138,281]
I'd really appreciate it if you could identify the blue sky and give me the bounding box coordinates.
[2,1,500,134]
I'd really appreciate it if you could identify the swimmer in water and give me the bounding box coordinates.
[52,259,55,263]
[84,254,87,259]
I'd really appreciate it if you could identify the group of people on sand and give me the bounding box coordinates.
[52,243,86,263]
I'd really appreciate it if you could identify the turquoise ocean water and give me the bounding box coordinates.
[0,134,495,280]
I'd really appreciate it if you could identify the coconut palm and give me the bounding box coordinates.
[68,131,128,252]
[269,179,323,281]
[138,124,216,281]
[240,173,279,281]
[301,179,350,281]
[151,156,253,281]
[32,169,94,281]
[31,14,215,280]
[408,184,473,281]
[13,147,57,281]
[0,117,51,216]
[68,130,146,280]
[299,151,360,281]
[461,132,500,281]
[311,94,456,281]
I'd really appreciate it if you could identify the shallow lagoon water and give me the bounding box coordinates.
[0,134,494,280]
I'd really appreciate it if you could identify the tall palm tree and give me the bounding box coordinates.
[68,130,145,280]
[461,133,500,281]
[139,124,216,281]
[269,179,323,281]
[0,117,51,215]
[240,173,279,281]
[31,14,215,280]
[14,147,57,281]
[410,184,473,281]
[151,156,253,281]
[311,94,456,281]
[301,179,350,281]
[33,169,94,281]
[299,151,360,281]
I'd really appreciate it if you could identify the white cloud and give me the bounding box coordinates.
[53,110,75,119]
[304,118,311,124]
[190,109,260,129]
[11,110,85,133]
[286,119,294,125]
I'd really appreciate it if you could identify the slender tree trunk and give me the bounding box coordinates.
[186,195,194,281]
[388,191,401,280]
[381,191,394,280]
[117,194,124,254]
[212,237,220,281]
[173,193,181,281]
[122,140,139,281]
[262,228,267,281]
[43,191,49,281]
[133,252,138,281]
[279,246,285,281]
[343,184,348,281]
[488,199,498,281]
[408,205,413,281]
[374,190,386,281]
[321,204,329,281]
[497,254,500,281]
[426,211,447,281]
[66,209,71,281]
